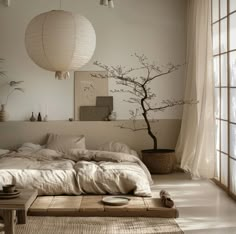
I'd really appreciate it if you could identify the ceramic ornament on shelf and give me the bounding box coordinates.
[25,10,96,80]
[43,115,48,122]
[0,104,9,122]
[30,112,36,122]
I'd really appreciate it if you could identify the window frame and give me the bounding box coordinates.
[212,0,236,201]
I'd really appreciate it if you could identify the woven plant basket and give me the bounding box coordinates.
[142,149,175,174]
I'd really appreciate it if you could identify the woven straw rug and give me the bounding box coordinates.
[15,216,183,234]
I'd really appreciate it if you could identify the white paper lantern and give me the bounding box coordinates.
[25,10,96,79]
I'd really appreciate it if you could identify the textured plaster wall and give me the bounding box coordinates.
[0,0,187,121]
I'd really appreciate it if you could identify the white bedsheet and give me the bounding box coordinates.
[0,147,152,196]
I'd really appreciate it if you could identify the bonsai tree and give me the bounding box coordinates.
[92,54,192,151]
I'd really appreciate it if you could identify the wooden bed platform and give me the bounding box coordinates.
[28,195,179,218]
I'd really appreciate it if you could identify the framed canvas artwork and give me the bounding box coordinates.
[74,71,108,120]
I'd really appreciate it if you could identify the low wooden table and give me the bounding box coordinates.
[29,195,179,218]
[0,189,38,234]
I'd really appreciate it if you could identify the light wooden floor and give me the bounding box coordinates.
[152,173,236,234]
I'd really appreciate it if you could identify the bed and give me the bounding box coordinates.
[0,134,152,197]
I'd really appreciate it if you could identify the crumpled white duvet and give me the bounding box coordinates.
[0,145,152,196]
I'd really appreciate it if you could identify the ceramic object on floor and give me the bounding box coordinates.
[0,104,9,122]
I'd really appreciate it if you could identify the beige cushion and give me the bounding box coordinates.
[98,141,138,157]
[46,133,86,154]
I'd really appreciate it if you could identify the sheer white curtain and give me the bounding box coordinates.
[176,0,215,178]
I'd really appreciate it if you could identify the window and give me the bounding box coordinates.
[212,0,236,200]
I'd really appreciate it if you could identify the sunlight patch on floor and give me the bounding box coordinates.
[152,173,236,234]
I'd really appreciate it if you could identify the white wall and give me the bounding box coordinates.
[0,0,187,121]
[0,120,181,152]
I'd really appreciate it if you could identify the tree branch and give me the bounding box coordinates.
[148,99,196,112]
[117,125,148,132]
[92,54,193,150]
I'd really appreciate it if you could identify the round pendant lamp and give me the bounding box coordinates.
[25,10,96,79]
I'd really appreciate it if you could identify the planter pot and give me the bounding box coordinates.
[0,104,9,122]
[141,149,175,174]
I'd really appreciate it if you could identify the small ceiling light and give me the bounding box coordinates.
[3,0,10,7]
[108,0,114,8]
[100,0,114,8]
[100,0,108,6]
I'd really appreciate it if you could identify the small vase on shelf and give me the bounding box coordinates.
[43,115,48,122]
[30,112,36,122]
[37,112,42,122]
[0,104,9,122]
[108,111,117,121]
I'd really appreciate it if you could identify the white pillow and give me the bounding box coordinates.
[18,143,43,152]
[46,133,86,154]
[98,141,138,157]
